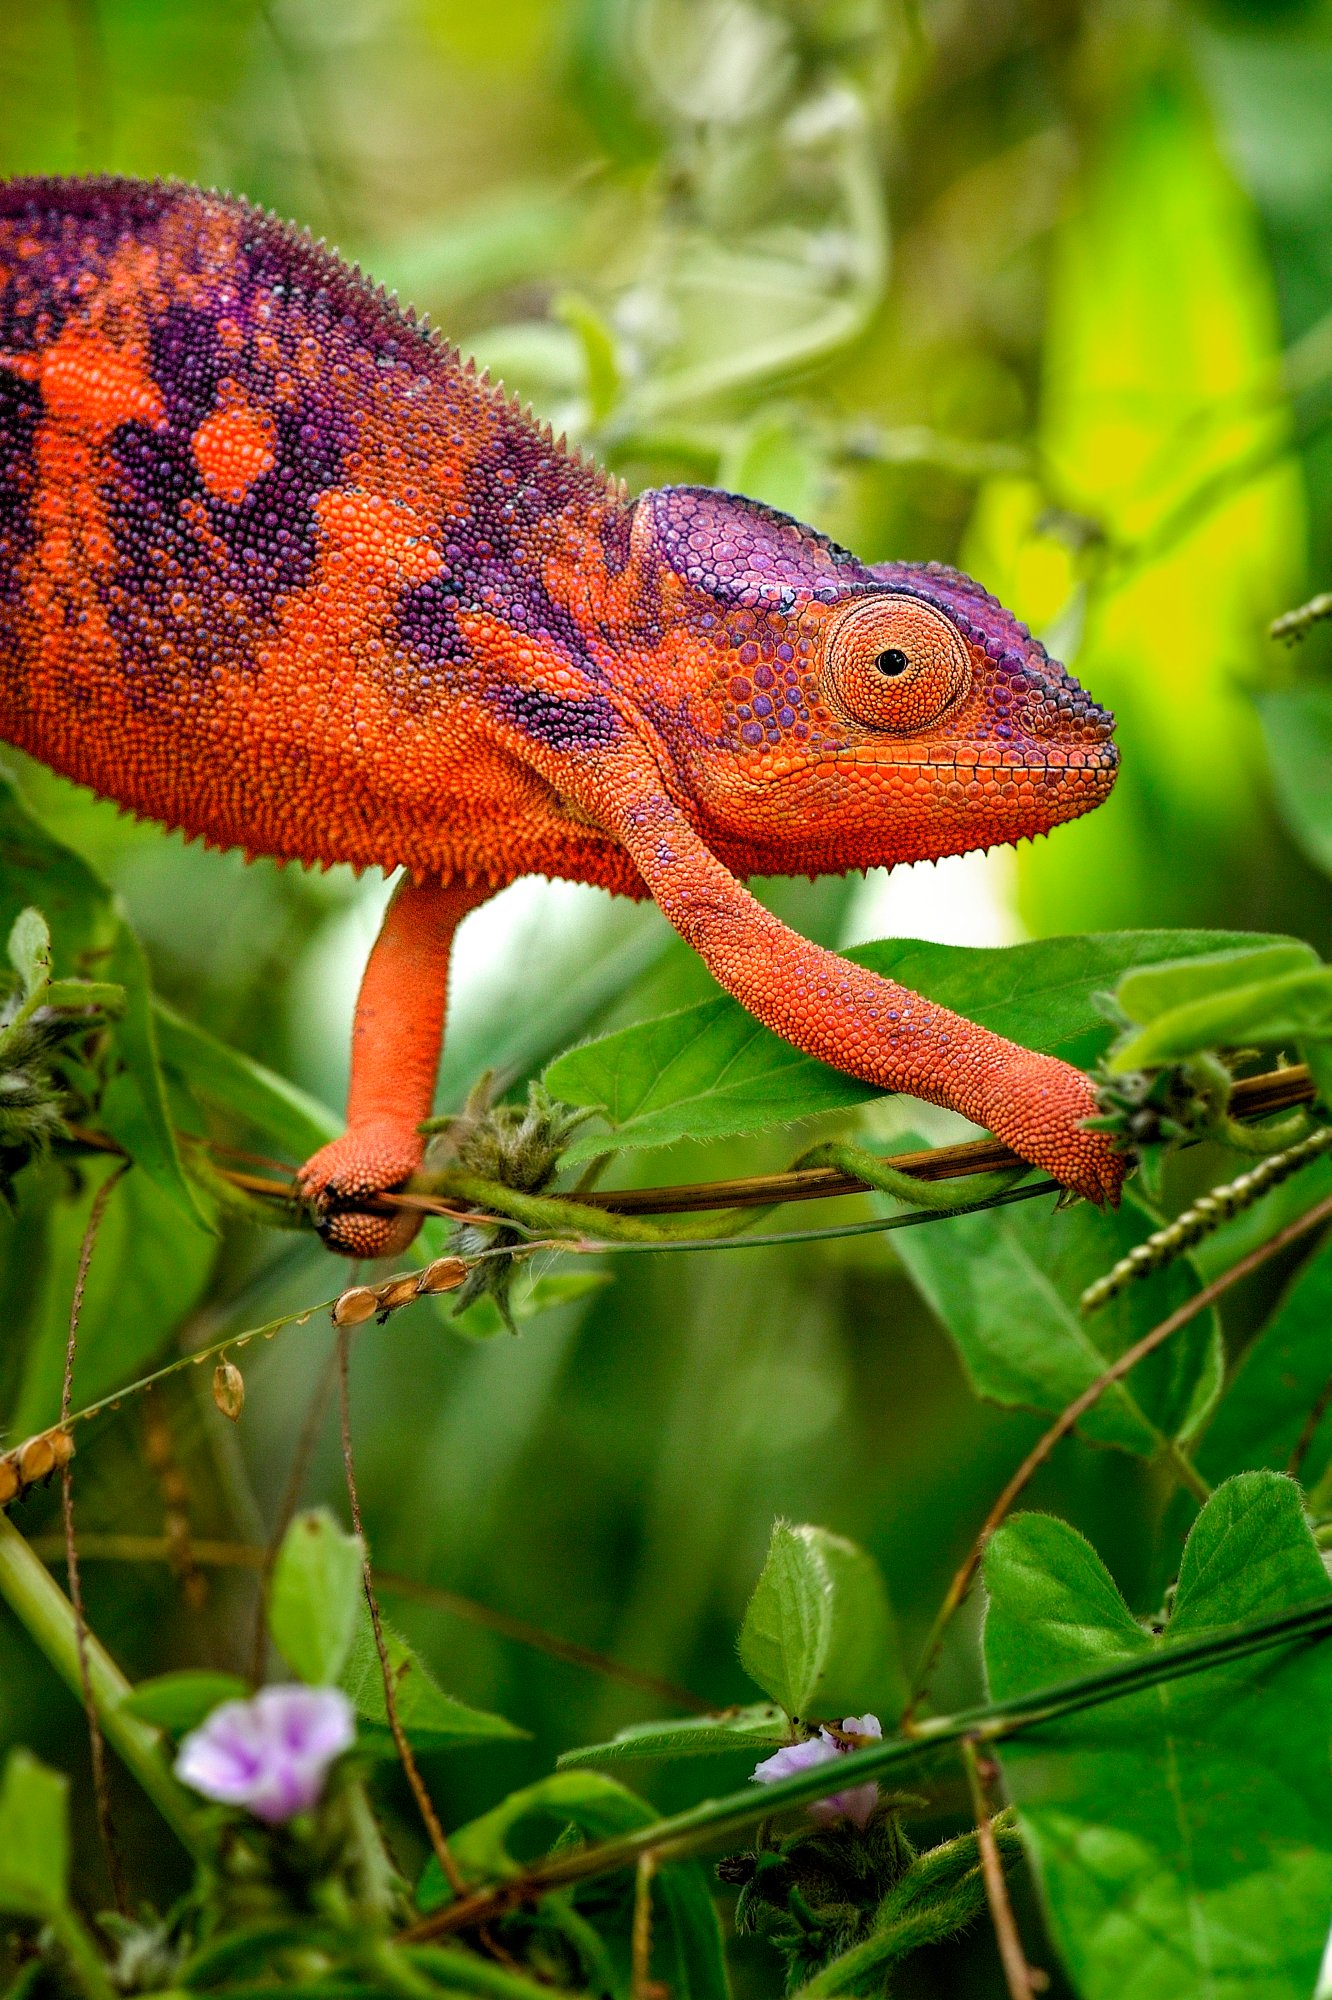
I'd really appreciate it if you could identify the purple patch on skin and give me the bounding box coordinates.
[648,487,876,608]
[0,369,38,612]
[492,680,622,754]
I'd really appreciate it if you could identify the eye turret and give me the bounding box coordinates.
[824,596,970,732]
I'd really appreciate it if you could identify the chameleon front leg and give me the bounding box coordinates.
[595,781,1124,1204]
[296,876,492,1258]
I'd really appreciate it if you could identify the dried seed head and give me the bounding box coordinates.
[377,1274,423,1313]
[49,1429,74,1470]
[419,1256,468,1295]
[212,1360,245,1422]
[0,1457,18,1509]
[332,1285,378,1327]
[17,1433,55,1485]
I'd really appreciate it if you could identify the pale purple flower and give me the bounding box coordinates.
[752,1713,883,1829]
[175,1685,355,1824]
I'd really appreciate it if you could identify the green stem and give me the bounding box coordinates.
[419,1170,761,1244]
[0,1511,204,1857]
[49,1909,120,2000]
[791,1141,1027,1213]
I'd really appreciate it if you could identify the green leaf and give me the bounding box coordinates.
[98,922,213,1231]
[6,907,51,1002]
[1194,1234,1332,1491]
[1258,686,1332,879]
[268,1508,365,1685]
[1109,968,1332,1072]
[984,1473,1332,2000]
[893,1191,1222,1454]
[546,930,1290,1162]
[153,1000,338,1163]
[558,1702,789,1769]
[737,1522,903,1720]
[0,1748,69,1917]
[339,1610,524,1754]
[122,1671,249,1735]
[1113,942,1320,1024]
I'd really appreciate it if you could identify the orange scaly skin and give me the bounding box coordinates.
[0,178,1124,1255]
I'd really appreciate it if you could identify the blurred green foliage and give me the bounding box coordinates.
[4,2,1332,1995]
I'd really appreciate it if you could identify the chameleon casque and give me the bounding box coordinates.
[0,177,1124,1257]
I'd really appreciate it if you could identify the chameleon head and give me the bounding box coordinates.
[632,486,1118,876]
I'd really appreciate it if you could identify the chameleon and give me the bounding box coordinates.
[0,176,1124,1257]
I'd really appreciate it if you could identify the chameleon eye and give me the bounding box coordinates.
[824,596,970,733]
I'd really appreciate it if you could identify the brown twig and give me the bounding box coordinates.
[336,1329,466,1898]
[250,1336,340,1686]
[60,1161,130,1916]
[62,1063,1318,1224]
[35,1532,710,1713]
[961,1740,1039,2000]
[631,1851,660,2000]
[902,1186,1332,1724]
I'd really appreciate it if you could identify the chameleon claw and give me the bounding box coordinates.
[296,1120,425,1261]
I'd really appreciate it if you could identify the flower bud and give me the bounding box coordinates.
[212,1360,245,1421]
[420,1256,468,1295]
[376,1274,421,1313]
[332,1285,378,1327]
[17,1433,56,1486]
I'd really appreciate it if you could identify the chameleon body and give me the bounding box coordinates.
[0,178,1123,1254]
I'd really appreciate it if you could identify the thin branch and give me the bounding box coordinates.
[61,1161,129,1916]
[961,1739,1037,2000]
[404,1595,1332,1940]
[33,1533,711,1713]
[62,1061,1314,1223]
[337,1329,467,1898]
[903,1187,1332,1723]
[632,1852,659,2000]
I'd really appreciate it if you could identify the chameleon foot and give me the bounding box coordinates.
[986,1057,1125,1205]
[296,1119,425,1260]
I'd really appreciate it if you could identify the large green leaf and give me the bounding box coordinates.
[984,1473,1332,2000]
[546,931,1288,1162]
[1194,1234,1332,1491]
[338,1610,525,1755]
[737,1521,903,1721]
[1258,687,1332,880]
[893,1192,1222,1455]
[153,1000,338,1164]
[268,1509,365,1686]
[417,1772,729,2000]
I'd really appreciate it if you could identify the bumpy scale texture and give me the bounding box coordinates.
[0,178,1124,1253]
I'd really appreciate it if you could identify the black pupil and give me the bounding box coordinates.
[875,647,910,677]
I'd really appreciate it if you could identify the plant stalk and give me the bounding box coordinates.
[0,1510,203,1857]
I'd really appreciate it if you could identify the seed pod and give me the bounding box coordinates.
[419,1256,468,1295]
[332,1285,379,1327]
[17,1433,56,1485]
[377,1274,423,1313]
[212,1360,245,1421]
[0,1457,18,1509]
[49,1429,75,1471]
